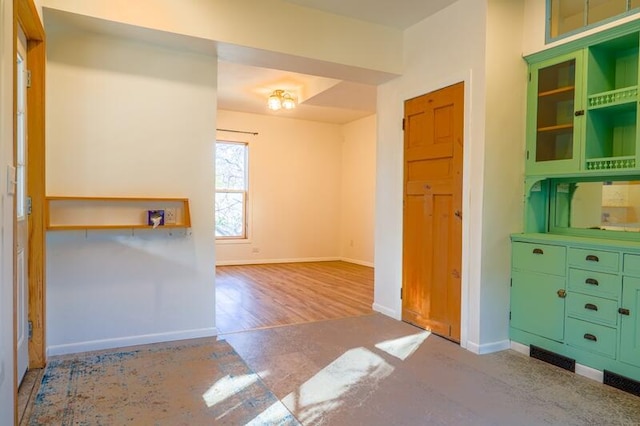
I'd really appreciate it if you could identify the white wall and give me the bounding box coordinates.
[46,30,217,355]
[375,0,489,345]
[375,0,527,353]
[0,0,15,421]
[340,114,376,266]
[215,110,376,267]
[215,110,343,265]
[479,0,526,350]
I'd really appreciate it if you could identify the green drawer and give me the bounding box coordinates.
[568,268,621,301]
[513,242,566,276]
[623,253,640,277]
[566,292,618,326]
[568,248,619,273]
[565,317,617,359]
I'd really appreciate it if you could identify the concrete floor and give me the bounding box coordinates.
[19,313,640,425]
[224,314,640,425]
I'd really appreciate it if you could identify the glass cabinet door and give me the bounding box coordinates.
[527,51,584,175]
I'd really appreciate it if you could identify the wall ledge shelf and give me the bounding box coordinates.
[45,196,191,231]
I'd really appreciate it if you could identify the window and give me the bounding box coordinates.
[215,141,248,239]
[548,0,640,41]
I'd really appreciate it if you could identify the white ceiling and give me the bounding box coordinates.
[219,0,459,123]
[45,1,459,124]
[283,0,458,29]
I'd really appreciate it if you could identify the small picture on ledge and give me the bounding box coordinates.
[148,210,165,228]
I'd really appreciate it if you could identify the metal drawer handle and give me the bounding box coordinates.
[533,248,544,255]
[584,303,598,311]
[619,308,630,316]
[583,333,597,342]
[585,278,599,286]
[586,255,599,262]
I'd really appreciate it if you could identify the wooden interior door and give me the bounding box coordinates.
[402,82,463,342]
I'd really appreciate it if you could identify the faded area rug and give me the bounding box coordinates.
[29,338,299,425]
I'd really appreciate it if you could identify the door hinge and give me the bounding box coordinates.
[402,118,405,131]
[400,287,403,300]
[26,70,32,88]
[509,311,512,320]
[526,150,529,160]
[27,196,32,215]
[28,321,33,340]
[528,72,531,82]
[510,278,512,287]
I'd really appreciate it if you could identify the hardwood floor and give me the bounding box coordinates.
[215,261,374,334]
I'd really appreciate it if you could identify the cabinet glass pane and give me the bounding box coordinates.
[588,0,626,25]
[536,60,576,162]
[550,0,585,38]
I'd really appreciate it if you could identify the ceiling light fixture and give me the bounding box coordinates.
[267,89,296,111]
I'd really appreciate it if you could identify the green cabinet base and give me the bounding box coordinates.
[511,327,640,384]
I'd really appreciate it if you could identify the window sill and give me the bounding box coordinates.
[215,238,251,245]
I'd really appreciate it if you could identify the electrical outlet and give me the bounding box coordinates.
[165,208,177,225]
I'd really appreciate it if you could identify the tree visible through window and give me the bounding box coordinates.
[215,141,248,239]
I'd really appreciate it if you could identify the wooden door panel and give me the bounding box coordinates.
[402,82,463,342]
[403,196,429,318]
[407,158,452,181]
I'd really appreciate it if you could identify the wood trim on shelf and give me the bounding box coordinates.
[45,196,192,230]
[538,86,575,97]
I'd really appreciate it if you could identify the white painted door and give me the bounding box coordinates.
[16,27,29,384]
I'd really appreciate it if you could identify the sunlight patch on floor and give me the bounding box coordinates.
[244,399,296,425]
[278,347,394,424]
[375,331,431,360]
[202,371,268,408]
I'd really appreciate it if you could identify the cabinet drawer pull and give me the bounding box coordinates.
[585,278,599,286]
[585,254,599,262]
[619,308,630,316]
[557,289,566,298]
[584,303,598,311]
[583,333,597,342]
[574,110,585,117]
[532,248,544,255]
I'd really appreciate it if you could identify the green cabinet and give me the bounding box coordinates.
[620,277,640,369]
[514,20,640,388]
[526,27,640,176]
[511,270,565,341]
[510,235,640,382]
[585,33,640,171]
[527,52,584,175]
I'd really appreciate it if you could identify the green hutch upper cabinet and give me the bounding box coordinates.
[527,51,584,175]
[526,26,640,177]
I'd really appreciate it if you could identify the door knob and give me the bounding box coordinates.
[454,210,462,219]
[557,289,566,298]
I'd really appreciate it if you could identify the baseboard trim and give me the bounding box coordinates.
[372,303,399,319]
[466,339,511,355]
[510,340,529,355]
[46,327,218,356]
[509,341,603,382]
[577,363,604,382]
[216,257,340,266]
[339,257,374,267]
